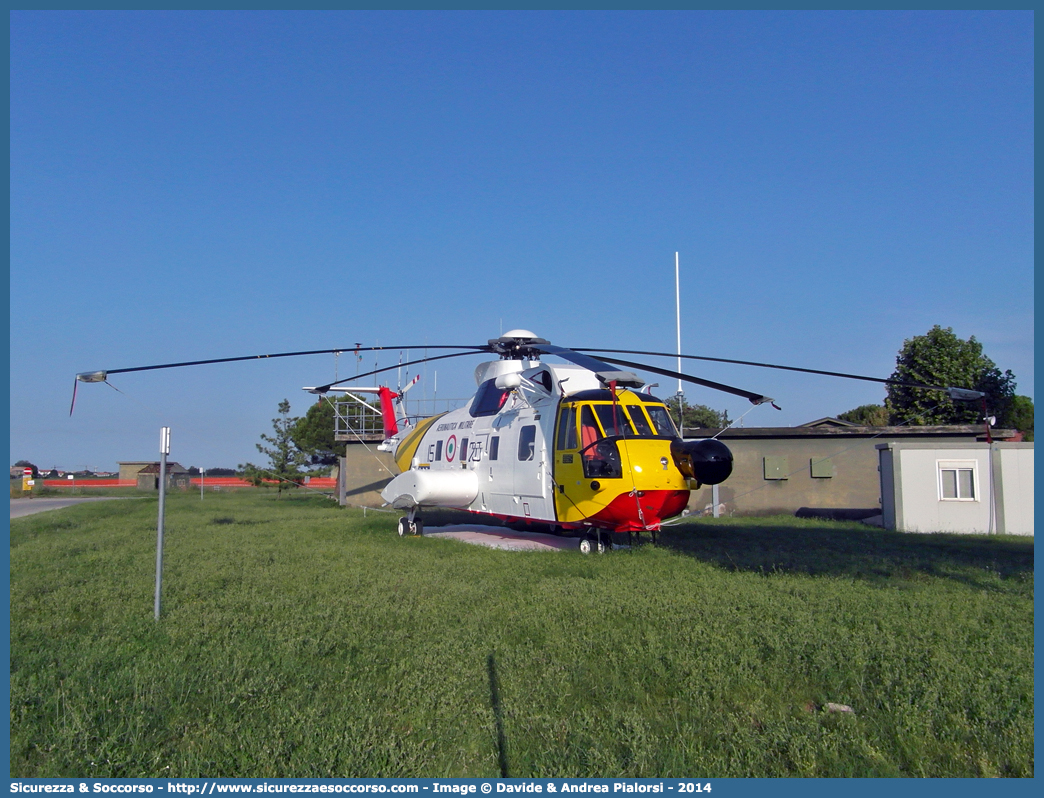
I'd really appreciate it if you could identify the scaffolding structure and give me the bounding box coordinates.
[333,394,469,443]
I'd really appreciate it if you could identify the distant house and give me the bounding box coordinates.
[118,461,157,482]
[684,421,1020,518]
[131,462,191,491]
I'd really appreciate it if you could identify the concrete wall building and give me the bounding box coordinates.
[336,444,397,507]
[684,421,1016,518]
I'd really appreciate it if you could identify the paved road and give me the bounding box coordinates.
[10,496,135,519]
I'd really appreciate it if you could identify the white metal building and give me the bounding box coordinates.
[877,442,1034,535]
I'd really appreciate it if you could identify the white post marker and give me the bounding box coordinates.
[200,467,205,500]
[675,252,685,431]
[675,252,683,396]
[154,426,170,621]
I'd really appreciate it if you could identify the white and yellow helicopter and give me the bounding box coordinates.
[74,329,985,552]
[344,330,752,550]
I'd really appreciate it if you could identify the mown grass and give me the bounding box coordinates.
[10,493,1033,778]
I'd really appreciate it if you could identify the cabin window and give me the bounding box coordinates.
[646,405,678,437]
[435,440,443,461]
[594,404,634,438]
[625,405,654,437]
[489,436,500,461]
[556,406,578,450]
[518,425,536,461]
[471,379,511,417]
[459,438,469,463]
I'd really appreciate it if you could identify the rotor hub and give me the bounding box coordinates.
[488,330,550,360]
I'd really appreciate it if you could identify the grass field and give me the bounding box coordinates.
[9,492,1034,778]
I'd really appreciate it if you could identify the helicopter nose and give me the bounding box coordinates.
[670,438,733,486]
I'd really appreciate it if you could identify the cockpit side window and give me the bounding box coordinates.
[646,404,679,437]
[579,405,602,450]
[556,405,578,450]
[534,370,553,392]
[594,404,634,438]
[470,378,511,417]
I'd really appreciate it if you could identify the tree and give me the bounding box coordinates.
[291,396,346,467]
[668,399,731,431]
[239,399,308,494]
[14,460,38,478]
[837,404,889,426]
[1009,395,1034,441]
[885,326,1016,427]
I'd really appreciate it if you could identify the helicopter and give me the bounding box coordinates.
[358,330,754,551]
[73,329,985,553]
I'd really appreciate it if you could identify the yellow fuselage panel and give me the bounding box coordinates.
[553,437,687,524]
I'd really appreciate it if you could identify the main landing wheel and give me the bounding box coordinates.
[412,517,424,536]
[578,534,607,555]
[397,517,409,537]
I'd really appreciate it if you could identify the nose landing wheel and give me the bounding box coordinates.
[397,515,424,536]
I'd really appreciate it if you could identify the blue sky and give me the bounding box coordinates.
[10,10,1033,472]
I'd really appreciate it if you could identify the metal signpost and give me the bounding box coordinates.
[154,427,170,620]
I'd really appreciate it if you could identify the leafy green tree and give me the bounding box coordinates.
[837,404,889,426]
[885,326,1016,426]
[239,399,308,494]
[1009,395,1034,441]
[669,399,731,431]
[14,460,38,478]
[291,396,346,467]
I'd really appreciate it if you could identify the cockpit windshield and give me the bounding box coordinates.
[645,404,678,436]
[625,405,654,436]
[560,400,678,448]
[593,404,634,438]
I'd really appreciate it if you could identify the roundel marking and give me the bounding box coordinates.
[446,434,457,462]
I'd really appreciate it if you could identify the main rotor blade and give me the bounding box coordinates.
[75,344,486,382]
[575,347,970,395]
[529,343,646,388]
[592,354,775,405]
[311,351,482,394]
